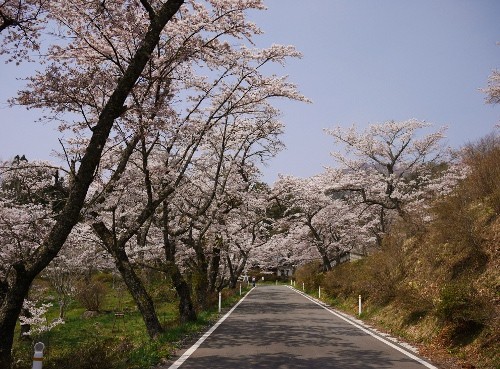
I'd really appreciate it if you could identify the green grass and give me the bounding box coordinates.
[12,281,252,369]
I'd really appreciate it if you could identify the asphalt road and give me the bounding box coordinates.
[166,285,437,369]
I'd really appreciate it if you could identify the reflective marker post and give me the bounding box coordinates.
[32,342,44,369]
[218,292,222,313]
[358,295,362,316]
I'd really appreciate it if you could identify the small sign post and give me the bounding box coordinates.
[32,342,44,369]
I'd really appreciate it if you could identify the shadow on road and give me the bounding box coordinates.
[167,286,431,369]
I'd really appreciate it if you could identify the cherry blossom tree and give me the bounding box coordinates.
[0,159,61,353]
[483,69,500,105]
[0,159,62,283]
[28,0,304,334]
[323,119,450,244]
[218,186,270,289]
[270,174,374,271]
[1,1,306,364]
[483,66,500,128]
[18,300,64,338]
[156,101,288,307]
[0,0,47,63]
[256,121,466,274]
[0,1,184,367]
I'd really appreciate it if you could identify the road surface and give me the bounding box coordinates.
[166,285,437,369]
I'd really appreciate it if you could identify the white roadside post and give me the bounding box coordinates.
[358,295,362,316]
[239,283,242,296]
[218,292,222,313]
[302,282,305,291]
[319,286,321,299]
[32,342,44,369]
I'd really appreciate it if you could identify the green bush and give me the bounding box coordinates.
[436,282,492,327]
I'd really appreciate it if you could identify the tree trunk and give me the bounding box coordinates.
[189,239,210,308]
[170,266,197,323]
[0,271,31,369]
[58,299,66,320]
[227,255,237,289]
[193,263,209,308]
[306,218,332,272]
[114,254,163,338]
[93,222,163,338]
[227,252,247,289]
[321,252,332,272]
[161,203,196,323]
[208,247,221,293]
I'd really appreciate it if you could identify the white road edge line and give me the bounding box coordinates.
[288,286,438,369]
[167,287,255,369]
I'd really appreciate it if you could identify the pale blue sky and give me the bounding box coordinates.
[251,0,500,183]
[1,1,499,184]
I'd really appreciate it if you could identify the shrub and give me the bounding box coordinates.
[294,261,324,292]
[323,262,359,299]
[462,133,500,213]
[436,282,492,327]
[44,339,124,369]
[92,271,114,284]
[74,277,107,312]
[394,284,433,324]
[151,282,177,303]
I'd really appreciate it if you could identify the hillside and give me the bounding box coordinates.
[295,136,499,368]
